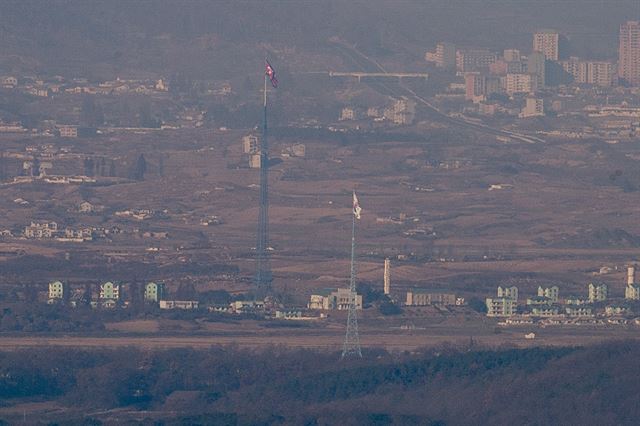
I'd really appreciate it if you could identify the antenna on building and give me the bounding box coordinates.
[383,258,391,295]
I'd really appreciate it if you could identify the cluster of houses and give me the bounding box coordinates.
[24,221,96,242]
[485,266,640,325]
[241,134,306,169]
[46,280,199,310]
[340,97,416,126]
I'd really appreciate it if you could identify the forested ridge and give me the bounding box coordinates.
[1,341,639,424]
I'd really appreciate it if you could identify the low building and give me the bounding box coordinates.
[48,280,65,303]
[565,306,594,318]
[486,297,517,317]
[58,125,78,138]
[531,306,559,317]
[230,300,265,313]
[242,135,259,154]
[308,288,363,310]
[275,310,303,319]
[526,296,552,306]
[565,296,588,305]
[144,282,165,303]
[588,283,608,303]
[605,306,629,316]
[520,98,544,118]
[159,300,199,310]
[405,289,456,306]
[24,221,58,239]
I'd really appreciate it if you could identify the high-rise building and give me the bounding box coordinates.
[464,72,486,102]
[533,29,560,61]
[504,49,521,62]
[619,21,640,86]
[456,49,497,72]
[520,98,545,118]
[426,42,457,69]
[561,57,615,86]
[503,73,537,95]
[527,51,546,87]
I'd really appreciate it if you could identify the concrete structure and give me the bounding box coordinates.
[242,135,259,154]
[249,154,261,169]
[144,281,165,303]
[497,286,518,301]
[486,297,517,317]
[537,286,559,303]
[561,57,615,87]
[619,21,640,86]
[465,72,486,102]
[383,258,391,295]
[426,42,457,69]
[527,51,546,87]
[526,296,552,306]
[504,49,521,62]
[456,49,497,72]
[520,98,544,118]
[405,289,456,306]
[384,98,416,125]
[99,281,120,301]
[531,306,559,317]
[588,282,608,303]
[340,107,356,121]
[24,221,58,239]
[625,265,640,300]
[533,29,560,61]
[48,280,65,303]
[503,73,537,95]
[565,306,593,317]
[308,288,363,310]
[159,300,199,310]
[58,125,78,138]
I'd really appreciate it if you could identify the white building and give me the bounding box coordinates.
[48,280,65,303]
[159,300,199,310]
[497,286,518,301]
[426,42,457,69]
[625,265,640,300]
[533,29,560,61]
[308,288,363,310]
[242,135,259,154]
[588,283,608,302]
[503,73,537,95]
[520,98,544,118]
[537,285,559,303]
[486,297,517,317]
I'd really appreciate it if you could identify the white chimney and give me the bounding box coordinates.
[384,258,391,295]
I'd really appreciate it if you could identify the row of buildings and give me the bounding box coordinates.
[428,22,640,88]
[47,280,167,309]
[339,98,417,126]
[486,266,640,317]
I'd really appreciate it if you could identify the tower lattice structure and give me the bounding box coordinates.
[254,75,272,295]
[342,213,362,358]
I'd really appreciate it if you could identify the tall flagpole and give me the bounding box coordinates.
[255,64,272,296]
[342,194,362,358]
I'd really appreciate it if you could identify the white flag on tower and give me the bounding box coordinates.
[353,191,362,219]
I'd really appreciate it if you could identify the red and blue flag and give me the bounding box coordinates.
[265,60,278,88]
